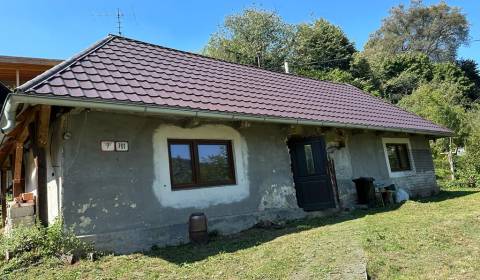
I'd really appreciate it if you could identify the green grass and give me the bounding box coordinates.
[4,188,480,279]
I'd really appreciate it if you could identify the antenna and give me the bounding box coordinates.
[92,8,134,36]
[116,8,123,35]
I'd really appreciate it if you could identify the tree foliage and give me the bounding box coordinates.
[457,107,480,187]
[292,19,356,71]
[398,81,469,147]
[364,0,469,62]
[377,52,433,102]
[202,8,294,70]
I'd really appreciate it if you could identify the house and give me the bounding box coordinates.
[0,35,452,253]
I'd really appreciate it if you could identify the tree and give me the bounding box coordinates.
[457,59,480,102]
[291,19,356,71]
[202,8,294,70]
[432,62,475,106]
[457,106,480,187]
[398,81,468,145]
[376,52,433,102]
[295,54,381,96]
[398,81,469,180]
[364,0,469,62]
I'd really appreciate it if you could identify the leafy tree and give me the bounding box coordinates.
[291,19,356,71]
[457,59,480,101]
[364,0,469,62]
[202,8,294,70]
[398,81,469,147]
[295,55,381,96]
[457,106,480,187]
[457,59,480,87]
[376,52,433,102]
[432,62,475,106]
[398,81,469,181]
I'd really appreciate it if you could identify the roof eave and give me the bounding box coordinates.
[7,93,454,137]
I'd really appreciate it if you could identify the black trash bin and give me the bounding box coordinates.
[352,177,375,206]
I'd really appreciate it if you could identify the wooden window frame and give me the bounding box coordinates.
[167,139,236,190]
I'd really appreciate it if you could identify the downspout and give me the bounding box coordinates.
[0,95,20,134]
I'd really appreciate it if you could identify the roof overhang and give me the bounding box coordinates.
[0,93,454,138]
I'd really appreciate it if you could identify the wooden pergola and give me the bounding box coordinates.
[0,105,51,226]
[0,56,61,89]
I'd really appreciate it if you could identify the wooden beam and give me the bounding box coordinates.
[36,105,51,226]
[17,126,29,144]
[12,142,24,197]
[6,120,26,139]
[15,69,19,87]
[0,138,15,167]
[1,168,6,226]
[36,148,48,226]
[37,105,51,148]
[16,106,39,123]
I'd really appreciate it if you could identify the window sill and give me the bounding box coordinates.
[388,170,416,178]
[171,182,237,191]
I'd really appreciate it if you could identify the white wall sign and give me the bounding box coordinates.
[115,141,129,152]
[101,141,115,152]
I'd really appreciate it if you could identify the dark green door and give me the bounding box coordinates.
[288,137,335,211]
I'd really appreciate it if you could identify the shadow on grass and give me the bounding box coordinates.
[413,189,479,203]
[142,189,476,264]
[146,205,400,265]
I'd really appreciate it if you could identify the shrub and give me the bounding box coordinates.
[0,218,95,274]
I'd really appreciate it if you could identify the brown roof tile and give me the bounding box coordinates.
[17,35,452,135]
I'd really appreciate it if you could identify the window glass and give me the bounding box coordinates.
[169,143,194,185]
[168,140,236,189]
[198,144,233,183]
[304,144,315,175]
[386,143,411,172]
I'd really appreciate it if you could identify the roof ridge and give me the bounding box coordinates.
[16,35,116,92]
[111,34,355,89]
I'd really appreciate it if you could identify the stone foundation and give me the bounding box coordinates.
[5,201,36,234]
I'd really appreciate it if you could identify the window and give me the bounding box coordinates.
[382,138,415,177]
[304,144,315,175]
[168,139,236,189]
[386,143,411,172]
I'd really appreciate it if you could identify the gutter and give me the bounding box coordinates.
[0,93,454,137]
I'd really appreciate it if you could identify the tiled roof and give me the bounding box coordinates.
[18,35,452,135]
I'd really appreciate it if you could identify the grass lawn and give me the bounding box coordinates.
[4,188,480,279]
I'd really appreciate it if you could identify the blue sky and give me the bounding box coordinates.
[1,0,479,63]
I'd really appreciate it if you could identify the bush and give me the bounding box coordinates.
[455,106,480,188]
[0,218,95,274]
[456,153,480,188]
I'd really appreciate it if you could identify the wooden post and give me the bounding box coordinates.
[12,142,24,198]
[448,137,455,180]
[1,168,6,226]
[36,105,51,226]
[15,69,20,87]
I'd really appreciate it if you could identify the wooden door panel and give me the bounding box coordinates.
[289,137,335,211]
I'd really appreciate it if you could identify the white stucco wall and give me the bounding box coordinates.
[152,124,250,209]
[25,150,38,196]
[47,145,62,224]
